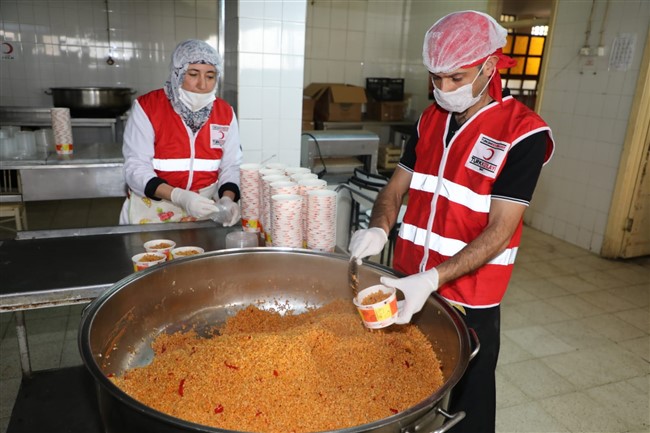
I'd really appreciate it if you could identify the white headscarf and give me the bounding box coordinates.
[163,39,223,133]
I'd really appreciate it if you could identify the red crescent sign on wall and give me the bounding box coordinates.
[2,42,14,55]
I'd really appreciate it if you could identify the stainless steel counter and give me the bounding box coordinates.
[0,221,238,311]
[1,106,124,142]
[0,221,242,376]
[0,142,126,200]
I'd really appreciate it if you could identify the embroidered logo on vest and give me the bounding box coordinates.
[210,124,229,148]
[465,133,509,179]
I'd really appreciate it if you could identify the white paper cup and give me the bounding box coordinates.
[353,284,399,329]
[171,246,205,259]
[132,252,167,271]
[143,239,176,260]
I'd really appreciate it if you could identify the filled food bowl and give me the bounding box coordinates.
[79,249,475,433]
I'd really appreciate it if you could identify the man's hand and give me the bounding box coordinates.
[380,268,439,324]
[170,188,219,218]
[348,227,388,264]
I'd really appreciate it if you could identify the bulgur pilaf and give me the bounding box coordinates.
[111,299,444,432]
[361,290,390,305]
[139,253,165,262]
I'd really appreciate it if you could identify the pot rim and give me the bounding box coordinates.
[48,86,134,91]
[79,248,472,432]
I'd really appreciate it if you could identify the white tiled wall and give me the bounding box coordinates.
[304,1,406,88]
[229,0,307,166]
[304,1,486,118]
[527,0,650,253]
[1,0,307,168]
[0,0,219,106]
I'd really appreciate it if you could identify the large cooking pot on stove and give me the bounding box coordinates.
[46,87,135,118]
[79,249,478,433]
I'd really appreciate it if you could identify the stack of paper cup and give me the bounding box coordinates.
[240,163,262,232]
[271,194,303,248]
[270,180,299,197]
[261,174,289,245]
[298,178,328,245]
[258,168,284,237]
[284,166,311,177]
[51,107,74,155]
[265,162,286,172]
[306,189,337,252]
[290,172,318,183]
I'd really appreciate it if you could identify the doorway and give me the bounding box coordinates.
[488,0,555,111]
[602,27,650,258]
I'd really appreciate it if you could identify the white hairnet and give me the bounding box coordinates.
[423,10,508,74]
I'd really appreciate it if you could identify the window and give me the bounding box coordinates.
[500,33,547,110]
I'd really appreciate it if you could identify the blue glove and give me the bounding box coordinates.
[380,268,439,324]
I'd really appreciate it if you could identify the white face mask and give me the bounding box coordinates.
[178,87,216,112]
[433,62,493,113]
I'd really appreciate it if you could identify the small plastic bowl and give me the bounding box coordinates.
[225,230,259,248]
[132,252,167,272]
[143,239,176,260]
[352,284,398,329]
[171,246,205,259]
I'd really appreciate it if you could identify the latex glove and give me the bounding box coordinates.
[213,196,241,227]
[170,188,219,219]
[380,268,439,324]
[348,227,388,264]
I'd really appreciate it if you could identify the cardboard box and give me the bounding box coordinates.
[304,83,367,122]
[302,121,315,131]
[366,101,407,121]
[378,145,402,169]
[302,96,315,121]
[366,77,405,101]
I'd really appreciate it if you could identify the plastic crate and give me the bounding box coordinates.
[365,78,405,101]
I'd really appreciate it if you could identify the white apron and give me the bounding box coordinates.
[119,183,218,225]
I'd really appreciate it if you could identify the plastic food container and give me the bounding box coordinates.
[143,239,176,260]
[225,231,259,249]
[132,252,167,272]
[352,284,398,329]
[171,246,205,259]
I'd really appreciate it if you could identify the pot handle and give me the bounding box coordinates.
[401,407,465,433]
[468,327,480,361]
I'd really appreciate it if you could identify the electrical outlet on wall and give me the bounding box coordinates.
[597,46,606,56]
[579,46,591,56]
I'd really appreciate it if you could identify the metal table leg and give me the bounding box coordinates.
[15,310,32,378]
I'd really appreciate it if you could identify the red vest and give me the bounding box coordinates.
[393,96,554,307]
[138,89,232,191]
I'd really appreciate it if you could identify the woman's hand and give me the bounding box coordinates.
[170,188,219,218]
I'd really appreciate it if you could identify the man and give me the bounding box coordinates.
[349,10,554,433]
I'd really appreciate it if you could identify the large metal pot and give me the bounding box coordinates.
[46,87,135,118]
[79,249,477,433]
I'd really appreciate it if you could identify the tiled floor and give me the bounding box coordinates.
[0,199,648,432]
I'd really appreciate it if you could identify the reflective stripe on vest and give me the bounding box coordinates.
[152,158,221,172]
[411,171,491,213]
[399,222,519,266]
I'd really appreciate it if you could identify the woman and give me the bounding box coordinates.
[120,39,242,225]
